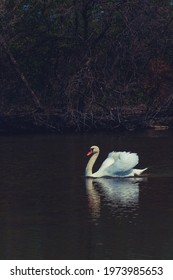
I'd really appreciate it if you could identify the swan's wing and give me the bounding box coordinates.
[92,157,115,177]
[93,151,139,177]
[98,151,128,171]
[107,151,139,173]
[96,157,115,172]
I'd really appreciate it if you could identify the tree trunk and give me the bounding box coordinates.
[0,35,42,108]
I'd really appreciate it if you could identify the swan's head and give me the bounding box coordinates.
[87,145,100,156]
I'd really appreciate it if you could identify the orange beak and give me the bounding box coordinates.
[87,149,92,156]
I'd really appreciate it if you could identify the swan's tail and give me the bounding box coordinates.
[133,168,148,176]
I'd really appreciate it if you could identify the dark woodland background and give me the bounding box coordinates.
[0,0,173,132]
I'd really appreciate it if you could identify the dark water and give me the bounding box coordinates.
[0,129,173,260]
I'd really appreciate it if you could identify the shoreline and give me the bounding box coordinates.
[0,109,172,134]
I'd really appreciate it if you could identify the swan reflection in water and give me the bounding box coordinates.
[85,177,145,221]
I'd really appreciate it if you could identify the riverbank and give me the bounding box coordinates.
[0,106,172,133]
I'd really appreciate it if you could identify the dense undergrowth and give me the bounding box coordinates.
[0,0,173,132]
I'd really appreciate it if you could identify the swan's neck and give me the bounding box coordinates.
[85,152,99,176]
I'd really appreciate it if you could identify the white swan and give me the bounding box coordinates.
[85,145,147,178]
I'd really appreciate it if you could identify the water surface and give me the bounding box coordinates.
[0,129,173,259]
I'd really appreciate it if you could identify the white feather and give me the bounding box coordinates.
[108,151,139,172]
[86,145,147,178]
